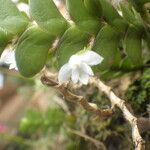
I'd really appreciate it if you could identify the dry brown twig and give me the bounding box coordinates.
[41,72,113,118]
[41,71,145,150]
[89,77,145,150]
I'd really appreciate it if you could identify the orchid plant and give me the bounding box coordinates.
[0,0,149,149]
[0,0,149,80]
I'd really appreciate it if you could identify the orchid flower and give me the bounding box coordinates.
[0,50,18,70]
[17,3,30,17]
[0,73,4,89]
[58,50,103,85]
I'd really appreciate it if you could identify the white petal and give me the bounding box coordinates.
[12,0,19,3]
[0,50,9,64]
[0,73,4,89]
[9,63,18,70]
[79,50,104,66]
[17,3,30,17]
[58,63,71,83]
[71,67,79,84]
[80,63,94,76]
[3,51,16,65]
[1,50,18,70]
[54,0,61,7]
[3,51,15,64]
[15,66,18,71]
[69,55,81,67]
[9,64,16,70]
[79,71,89,85]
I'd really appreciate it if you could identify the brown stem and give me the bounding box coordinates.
[41,73,113,118]
[40,71,145,150]
[90,77,145,150]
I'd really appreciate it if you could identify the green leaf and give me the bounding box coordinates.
[124,27,143,67]
[120,2,136,24]
[120,2,144,29]
[100,70,123,80]
[84,0,102,17]
[16,26,55,77]
[130,0,150,8]
[29,0,68,36]
[145,31,150,50]
[98,0,127,32]
[120,57,135,70]
[99,0,120,21]
[0,28,8,54]
[57,26,90,67]
[66,0,101,35]
[93,25,122,70]
[0,0,28,55]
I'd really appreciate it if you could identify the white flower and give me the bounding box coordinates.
[17,3,30,17]
[11,0,19,3]
[0,49,18,70]
[58,50,103,85]
[0,73,4,89]
[54,0,61,7]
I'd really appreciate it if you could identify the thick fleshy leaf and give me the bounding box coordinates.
[57,26,90,67]
[124,27,143,67]
[120,2,144,29]
[98,0,127,32]
[99,0,120,21]
[66,0,101,34]
[29,0,68,36]
[93,25,122,70]
[0,29,8,55]
[84,0,102,17]
[120,57,135,70]
[0,0,28,55]
[16,26,55,77]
